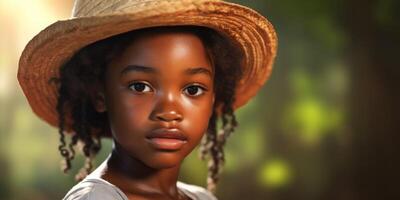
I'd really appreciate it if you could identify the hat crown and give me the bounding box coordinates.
[71,0,216,18]
[72,0,146,17]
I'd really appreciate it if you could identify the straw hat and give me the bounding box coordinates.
[18,0,277,131]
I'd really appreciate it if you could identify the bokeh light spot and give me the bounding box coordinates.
[259,159,292,188]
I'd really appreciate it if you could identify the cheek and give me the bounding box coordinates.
[181,96,214,144]
[105,92,153,138]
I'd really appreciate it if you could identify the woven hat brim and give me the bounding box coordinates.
[17,0,277,131]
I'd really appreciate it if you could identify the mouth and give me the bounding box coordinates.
[145,128,188,151]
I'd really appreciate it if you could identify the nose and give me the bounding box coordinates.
[155,111,183,122]
[151,91,183,122]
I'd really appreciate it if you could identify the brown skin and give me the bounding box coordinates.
[92,30,215,199]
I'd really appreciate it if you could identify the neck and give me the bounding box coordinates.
[100,141,182,198]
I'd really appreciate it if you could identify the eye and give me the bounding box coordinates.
[129,82,153,93]
[184,85,207,97]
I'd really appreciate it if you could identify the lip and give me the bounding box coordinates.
[146,128,188,151]
[147,128,187,140]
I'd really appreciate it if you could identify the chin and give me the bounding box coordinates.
[143,152,185,169]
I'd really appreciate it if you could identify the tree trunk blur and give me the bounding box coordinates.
[344,0,400,199]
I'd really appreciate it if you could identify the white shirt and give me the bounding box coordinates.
[62,169,217,200]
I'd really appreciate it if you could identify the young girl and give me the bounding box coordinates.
[18,0,277,199]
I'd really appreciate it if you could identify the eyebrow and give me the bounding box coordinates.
[184,67,213,78]
[120,65,213,78]
[120,65,156,77]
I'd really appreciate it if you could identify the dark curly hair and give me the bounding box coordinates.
[54,25,243,193]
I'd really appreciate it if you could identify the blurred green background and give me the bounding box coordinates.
[1,0,399,199]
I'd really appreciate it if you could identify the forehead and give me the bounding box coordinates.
[108,28,213,75]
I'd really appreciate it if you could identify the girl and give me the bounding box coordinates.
[17,0,277,199]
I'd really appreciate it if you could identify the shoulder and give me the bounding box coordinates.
[177,181,218,200]
[62,179,126,200]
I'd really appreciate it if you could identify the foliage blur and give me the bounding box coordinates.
[0,0,399,199]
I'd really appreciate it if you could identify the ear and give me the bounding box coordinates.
[212,94,215,105]
[89,88,107,113]
[93,92,107,113]
[211,93,216,117]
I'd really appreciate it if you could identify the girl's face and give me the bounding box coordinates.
[99,29,215,169]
